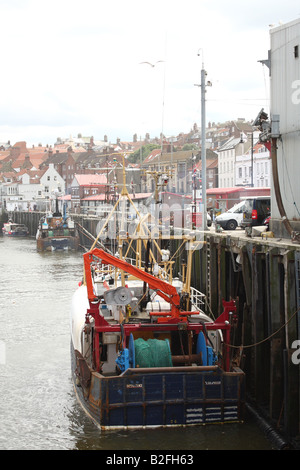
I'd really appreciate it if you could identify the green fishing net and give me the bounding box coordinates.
[134,338,173,368]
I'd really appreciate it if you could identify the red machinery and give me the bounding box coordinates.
[83,248,237,372]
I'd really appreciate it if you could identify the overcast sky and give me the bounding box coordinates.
[0,0,299,147]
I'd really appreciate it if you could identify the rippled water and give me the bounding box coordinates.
[0,236,273,450]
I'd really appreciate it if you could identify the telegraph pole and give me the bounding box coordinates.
[201,63,207,230]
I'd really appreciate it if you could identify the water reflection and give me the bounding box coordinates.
[68,406,273,451]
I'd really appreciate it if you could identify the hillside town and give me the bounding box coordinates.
[0,117,270,215]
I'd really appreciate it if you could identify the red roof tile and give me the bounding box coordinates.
[74,174,107,186]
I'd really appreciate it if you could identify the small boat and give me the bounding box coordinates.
[2,219,29,237]
[36,201,79,252]
[70,162,245,430]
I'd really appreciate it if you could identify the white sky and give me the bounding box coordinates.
[0,0,299,147]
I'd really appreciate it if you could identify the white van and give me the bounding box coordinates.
[215,201,246,230]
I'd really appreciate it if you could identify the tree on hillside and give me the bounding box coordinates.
[128,144,161,164]
[182,143,199,151]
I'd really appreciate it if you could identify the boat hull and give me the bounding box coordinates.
[37,236,79,251]
[2,231,29,237]
[71,342,245,429]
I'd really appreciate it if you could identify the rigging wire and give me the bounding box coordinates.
[224,306,299,350]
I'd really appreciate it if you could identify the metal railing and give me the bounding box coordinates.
[189,286,205,311]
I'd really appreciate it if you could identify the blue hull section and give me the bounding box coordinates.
[4,233,28,237]
[71,344,245,429]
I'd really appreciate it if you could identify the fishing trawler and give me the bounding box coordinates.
[70,162,245,429]
[2,219,29,237]
[36,200,79,251]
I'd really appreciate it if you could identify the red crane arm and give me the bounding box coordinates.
[83,248,181,316]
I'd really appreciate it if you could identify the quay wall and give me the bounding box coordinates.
[192,230,300,447]
[5,210,300,447]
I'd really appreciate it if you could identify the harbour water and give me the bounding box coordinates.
[0,236,273,450]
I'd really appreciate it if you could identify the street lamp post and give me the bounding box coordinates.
[191,154,196,228]
[251,132,254,187]
[201,65,207,229]
[195,55,211,230]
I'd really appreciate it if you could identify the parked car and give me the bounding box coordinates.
[240,196,271,228]
[215,201,246,230]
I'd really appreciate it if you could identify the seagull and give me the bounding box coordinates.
[139,60,165,67]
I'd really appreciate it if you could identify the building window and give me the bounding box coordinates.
[294,45,299,58]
